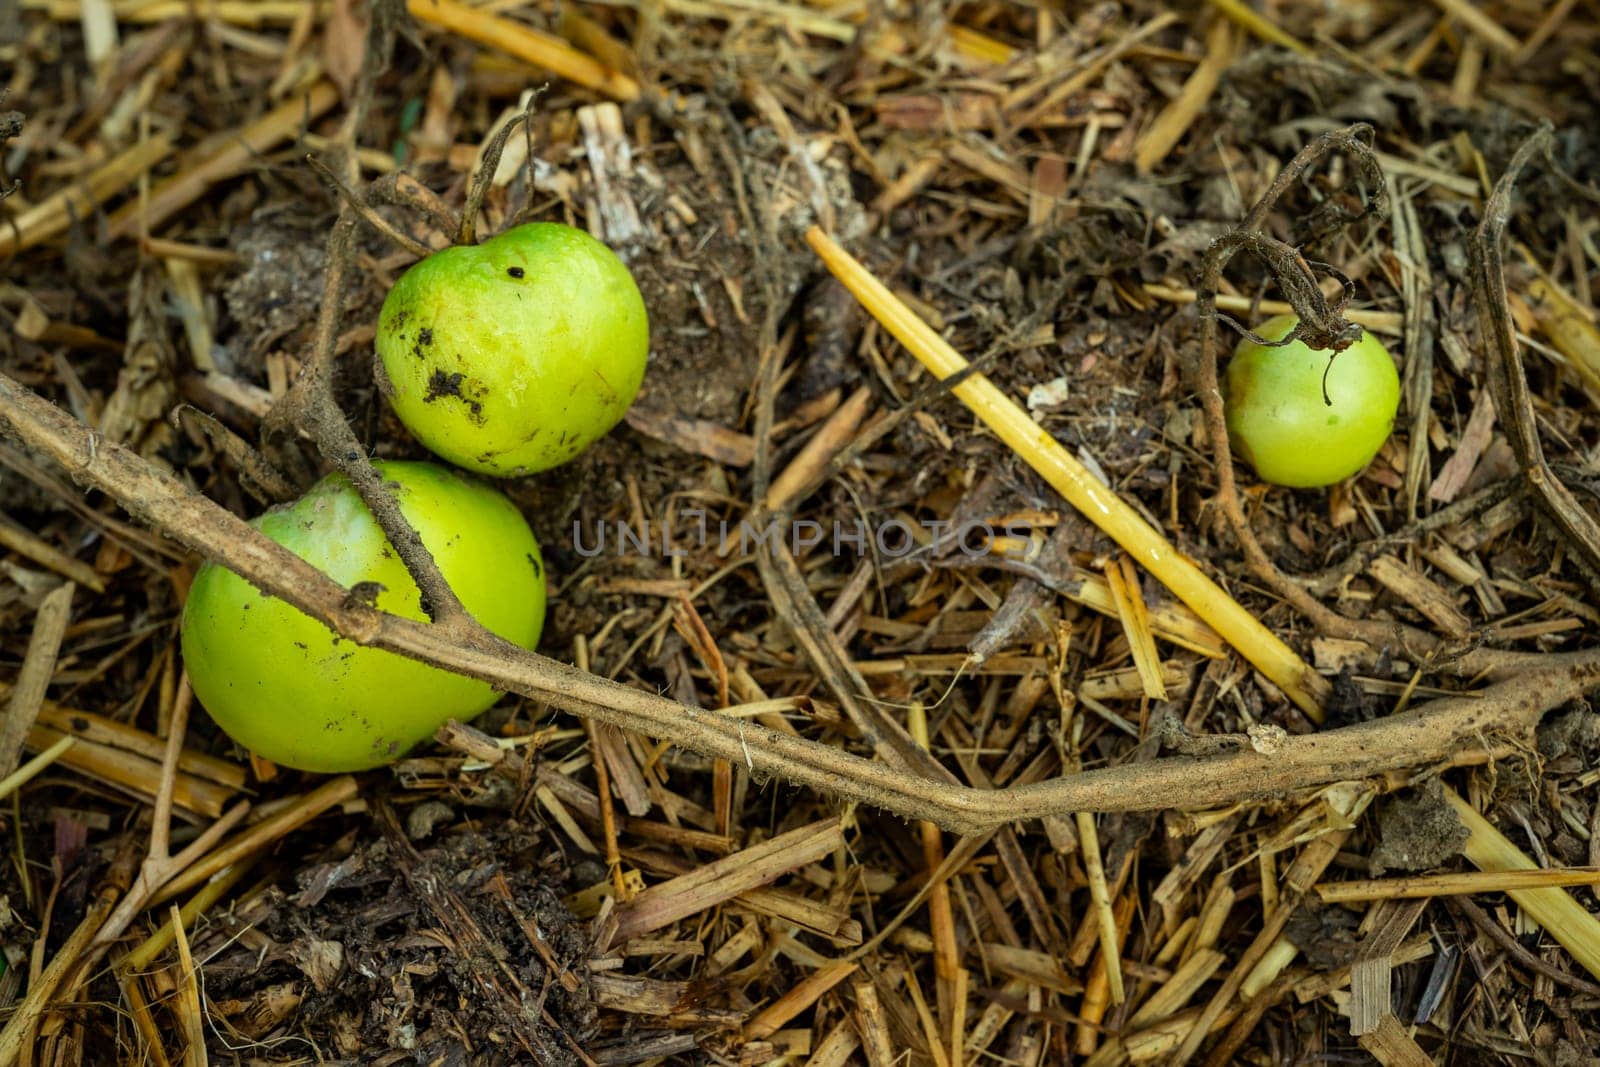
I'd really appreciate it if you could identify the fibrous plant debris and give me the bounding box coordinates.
[3,1,1600,1065]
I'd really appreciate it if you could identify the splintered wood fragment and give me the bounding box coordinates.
[1427,0,1521,54]
[744,960,858,1040]
[606,818,843,946]
[579,103,644,245]
[1443,787,1600,980]
[1142,283,1403,336]
[591,722,652,818]
[591,973,743,1025]
[106,83,339,240]
[1349,899,1427,1037]
[1290,935,1434,1004]
[1427,389,1496,503]
[624,406,755,466]
[164,259,214,372]
[1205,0,1311,53]
[981,943,1083,995]
[807,227,1328,720]
[168,905,206,1061]
[765,386,872,514]
[1357,1015,1434,1067]
[1078,815,1125,1006]
[1104,556,1168,700]
[852,976,896,1067]
[407,0,640,101]
[0,582,75,781]
[807,1020,861,1067]
[1367,556,1472,640]
[1321,865,1600,902]
[0,136,174,256]
[1136,19,1236,174]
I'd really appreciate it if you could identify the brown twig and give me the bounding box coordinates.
[1466,123,1600,585]
[5,368,1600,831]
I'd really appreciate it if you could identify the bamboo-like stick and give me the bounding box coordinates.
[1443,787,1600,980]
[1317,865,1600,903]
[807,226,1328,719]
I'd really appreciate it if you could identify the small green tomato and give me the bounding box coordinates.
[1223,313,1401,489]
[375,222,649,477]
[181,460,545,772]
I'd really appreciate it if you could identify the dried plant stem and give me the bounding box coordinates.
[1444,788,1600,980]
[1467,125,1600,584]
[1189,123,1555,678]
[804,224,1329,720]
[10,361,1600,831]
[406,0,640,102]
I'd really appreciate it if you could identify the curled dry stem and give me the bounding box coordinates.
[1192,123,1545,677]
[306,154,435,260]
[458,104,540,246]
[1467,123,1600,585]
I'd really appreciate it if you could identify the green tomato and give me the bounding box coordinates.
[375,222,650,477]
[181,460,545,772]
[1223,313,1401,489]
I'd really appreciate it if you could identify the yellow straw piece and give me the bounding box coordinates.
[1205,0,1312,56]
[0,736,74,804]
[805,226,1327,720]
[1443,787,1600,981]
[407,0,641,102]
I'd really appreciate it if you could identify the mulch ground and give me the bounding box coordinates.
[4,1,1600,1064]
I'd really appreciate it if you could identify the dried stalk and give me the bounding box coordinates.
[1466,124,1600,584]
[6,362,1600,832]
[1189,123,1552,677]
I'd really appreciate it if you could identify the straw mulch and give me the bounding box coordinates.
[3,1,1600,1064]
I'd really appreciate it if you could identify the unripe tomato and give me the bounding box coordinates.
[1223,314,1400,488]
[181,461,545,772]
[375,222,649,477]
